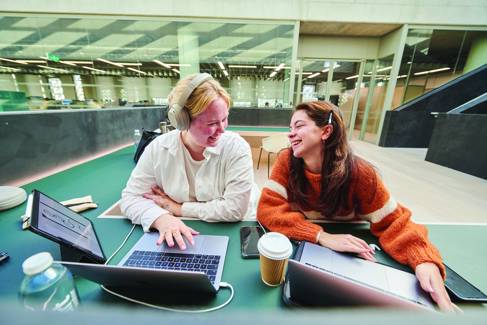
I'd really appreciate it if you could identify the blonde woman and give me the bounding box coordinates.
[122,73,257,250]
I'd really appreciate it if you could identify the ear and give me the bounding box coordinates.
[321,125,333,141]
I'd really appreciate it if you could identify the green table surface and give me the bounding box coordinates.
[1,146,486,311]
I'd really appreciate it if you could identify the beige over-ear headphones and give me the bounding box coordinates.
[167,73,213,130]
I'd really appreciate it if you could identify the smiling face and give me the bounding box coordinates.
[288,110,328,160]
[187,97,229,148]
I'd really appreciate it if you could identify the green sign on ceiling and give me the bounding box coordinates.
[47,53,60,62]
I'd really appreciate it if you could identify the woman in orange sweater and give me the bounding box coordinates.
[257,101,456,312]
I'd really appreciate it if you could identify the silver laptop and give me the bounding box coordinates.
[286,242,435,311]
[63,232,228,295]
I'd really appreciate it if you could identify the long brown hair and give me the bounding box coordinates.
[288,101,356,217]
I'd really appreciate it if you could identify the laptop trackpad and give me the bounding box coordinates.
[127,232,218,254]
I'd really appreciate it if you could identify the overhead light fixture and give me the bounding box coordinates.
[228,65,257,68]
[0,65,20,71]
[19,60,46,64]
[346,75,359,80]
[377,66,392,72]
[168,63,191,67]
[126,67,147,75]
[321,64,342,73]
[82,66,106,73]
[217,61,225,70]
[36,65,69,73]
[172,68,180,74]
[307,72,320,79]
[62,60,93,65]
[223,70,229,77]
[119,62,142,66]
[397,75,408,79]
[59,60,77,67]
[0,58,28,65]
[269,71,277,78]
[153,60,171,69]
[275,63,285,72]
[295,72,313,75]
[97,58,124,68]
[264,66,291,69]
[414,67,450,76]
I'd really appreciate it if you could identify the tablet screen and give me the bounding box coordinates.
[32,190,104,261]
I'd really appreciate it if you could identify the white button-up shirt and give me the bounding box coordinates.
[121,129,258,231]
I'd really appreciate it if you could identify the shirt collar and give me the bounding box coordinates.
[163,130,224,157]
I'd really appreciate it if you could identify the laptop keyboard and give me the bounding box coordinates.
[123,250,220,284]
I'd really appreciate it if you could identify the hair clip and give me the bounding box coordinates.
[327,111,333,125]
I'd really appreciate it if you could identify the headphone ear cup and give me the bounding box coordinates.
[167,105,179,129]
[177,108,191,131]
[168,104,191,130]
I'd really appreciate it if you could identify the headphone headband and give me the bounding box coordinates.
[174,73,213,111]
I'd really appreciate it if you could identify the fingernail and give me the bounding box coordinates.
[181,245,186,250]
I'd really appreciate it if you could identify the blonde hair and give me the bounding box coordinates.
[168,74,231,118]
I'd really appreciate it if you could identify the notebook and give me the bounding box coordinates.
[284,242,435,311]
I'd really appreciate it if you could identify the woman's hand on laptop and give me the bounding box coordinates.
[317,232,376,262]
[144,185,182,217]
[415,262,461,313]
[150,214,199,250]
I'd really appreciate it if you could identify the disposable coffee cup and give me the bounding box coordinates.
[257,232,293,286]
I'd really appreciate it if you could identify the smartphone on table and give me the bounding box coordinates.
[240,226,265,259]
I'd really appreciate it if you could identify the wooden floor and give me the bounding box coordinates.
[250,140,487,224]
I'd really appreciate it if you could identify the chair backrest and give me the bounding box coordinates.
[262,134,290,153]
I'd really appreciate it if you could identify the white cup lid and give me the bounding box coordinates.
[22,252,53,275]
[257,232,293,260]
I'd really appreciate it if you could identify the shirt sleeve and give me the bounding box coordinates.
[180,138,254,222]
[355,161,445,278]
[120,140,170,232]
[257,150,323,242]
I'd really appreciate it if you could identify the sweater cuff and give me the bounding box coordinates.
[293,221,323,243]
[408,245,446,279]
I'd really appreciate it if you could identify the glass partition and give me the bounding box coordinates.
[297,59,362,128]
[394,28,487,108]
[0,15,294,112]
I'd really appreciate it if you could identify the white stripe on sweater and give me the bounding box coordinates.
[264,179,288,200]
[358,196,398,223]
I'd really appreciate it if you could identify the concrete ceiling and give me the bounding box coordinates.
[300,22,401,37]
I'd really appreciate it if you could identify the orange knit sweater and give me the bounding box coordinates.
[257,149,445,277]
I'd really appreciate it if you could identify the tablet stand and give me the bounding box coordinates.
[60,245,101,264]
